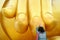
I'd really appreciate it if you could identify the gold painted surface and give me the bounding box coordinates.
[0,0,60,40]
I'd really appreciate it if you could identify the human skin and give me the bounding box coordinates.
[0,0,60,40]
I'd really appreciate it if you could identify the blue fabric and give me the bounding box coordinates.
[38,32,47,40]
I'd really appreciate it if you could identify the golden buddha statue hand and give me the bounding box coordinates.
[0,0,60,40]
